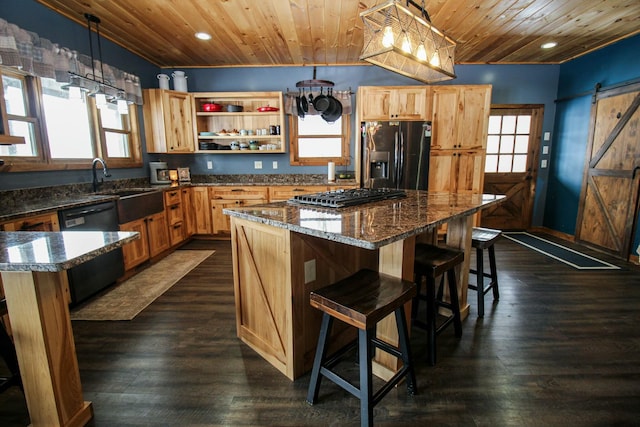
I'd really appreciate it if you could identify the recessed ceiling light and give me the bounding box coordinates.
[195,32,212,41]
[541,42,557,49]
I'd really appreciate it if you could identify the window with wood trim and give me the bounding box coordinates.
[288,114,350,166]
[0,66,142,171]
[485,113,532,173]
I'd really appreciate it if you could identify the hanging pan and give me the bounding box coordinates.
[322,88,343,123]
[312,87,330,112]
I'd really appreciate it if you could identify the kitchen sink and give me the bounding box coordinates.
[99,188,164,224]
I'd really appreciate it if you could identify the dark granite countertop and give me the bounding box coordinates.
[0,231,139,272]
[0,175,357,224]
[224,191,506,250]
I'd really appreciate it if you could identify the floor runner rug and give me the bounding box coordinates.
[70,250,214,320]
[502,232,619,270]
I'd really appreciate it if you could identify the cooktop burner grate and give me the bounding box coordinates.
[288,188,407,208]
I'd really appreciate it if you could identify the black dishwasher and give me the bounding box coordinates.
[58,200,124,306]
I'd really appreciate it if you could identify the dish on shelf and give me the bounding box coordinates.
[228,132,240,136]
[257,106,279,112]
[202,103,223,112]
[199,131,216,136]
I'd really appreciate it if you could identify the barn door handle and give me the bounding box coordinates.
[633,166,640,179]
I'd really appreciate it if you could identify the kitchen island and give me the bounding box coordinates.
[224,191,505,380]
[0,231,138,427]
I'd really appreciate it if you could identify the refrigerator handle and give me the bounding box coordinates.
[394,130,400,187]
[398,129,405,187]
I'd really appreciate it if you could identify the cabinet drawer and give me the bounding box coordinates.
[211,186,269,200]
[164,189,182,206]
[168,221,185,246]
[268,186,328,202]
[167,203,183,225]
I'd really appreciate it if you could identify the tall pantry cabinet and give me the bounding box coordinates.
[428,85,492,194]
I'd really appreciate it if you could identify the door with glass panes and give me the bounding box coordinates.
[480,106,543,230]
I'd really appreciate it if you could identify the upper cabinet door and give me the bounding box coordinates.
[358,86,430,121]
[143,89,195,153]
[431,85,491,150]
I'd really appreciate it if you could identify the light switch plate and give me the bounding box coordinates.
[207,161,213,169]
[254,161,262,169]
[272,161,278,169]
[304,259,316,284]
[542,146,549,154]
[544,132,551,141]
[541,159,548,168]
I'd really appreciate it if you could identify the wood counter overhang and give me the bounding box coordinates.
[0,231,139,427]
[223,191,505,380]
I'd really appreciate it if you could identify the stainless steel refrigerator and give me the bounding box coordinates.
[361,121,432,190]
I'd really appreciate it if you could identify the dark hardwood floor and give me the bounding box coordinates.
[1,236,640,426]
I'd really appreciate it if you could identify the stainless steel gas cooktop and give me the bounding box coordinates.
[288,188,406,208]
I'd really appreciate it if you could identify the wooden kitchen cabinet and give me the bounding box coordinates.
[147,211,171,256]
[120,211,170,270]
[143,89,195,153]
[211,186,268,234]
[268,185,329,202]
[193,91,285,153]
[431,85,491,151]
[358,86,430,121]
[181,187,196,238]
[165,188,185,246]
[193,187,212,234]
[1,211,60,231]
[120,218,149,270]
[429,85,492,194]
[428,150,486,194]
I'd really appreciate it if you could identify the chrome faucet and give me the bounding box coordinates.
[92,157,111,192]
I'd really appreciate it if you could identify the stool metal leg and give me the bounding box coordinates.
[447,269,463,337]
[426,276,437,365]
[476,247,485,317]
[394,308,417,395]
[489,245,500,300]
[306,313,333,405]
[358,328,373,427]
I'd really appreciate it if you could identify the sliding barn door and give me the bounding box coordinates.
[575,85,640,258]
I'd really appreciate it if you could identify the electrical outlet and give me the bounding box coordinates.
[207,161,213,169]
[304,259,316,284]
[254,161,262,169]
[541,159,548,168]
[544,132,551,141]
[272,161,278,169]
[542,146,549,154]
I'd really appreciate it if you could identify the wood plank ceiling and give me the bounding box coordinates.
[35,0,640,68]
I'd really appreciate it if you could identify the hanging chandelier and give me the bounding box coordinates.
[360,0,456,84]
[61,13,130,114]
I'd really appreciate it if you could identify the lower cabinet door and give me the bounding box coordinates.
[120,218,150,270]
[147,212,171,257]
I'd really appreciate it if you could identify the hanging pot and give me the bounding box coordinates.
[312,87,330,112]
[296,90,305,119]
[300,88,309,113]
[322,88,343,123]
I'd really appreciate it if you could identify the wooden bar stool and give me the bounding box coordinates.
[468,227,501,317]
[306,269,417,427]
[412,244,464,365]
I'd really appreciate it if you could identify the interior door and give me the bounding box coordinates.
[480,106,543,230]
[575,86,640,258]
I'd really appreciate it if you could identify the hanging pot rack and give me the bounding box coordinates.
[295,66,334,88]
[286,66,353,96]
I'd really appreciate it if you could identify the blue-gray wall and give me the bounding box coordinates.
[546,33,640,254]
[2,0,639,255]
